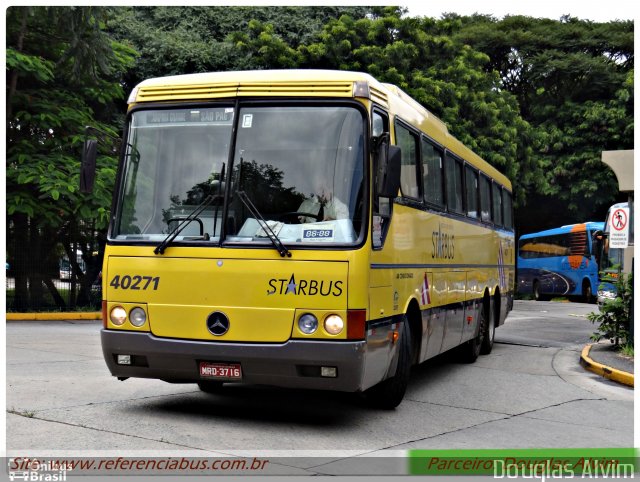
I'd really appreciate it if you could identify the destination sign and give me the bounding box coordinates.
[144,108,234,126]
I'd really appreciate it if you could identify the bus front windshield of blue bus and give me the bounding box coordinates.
[113,104,366,247]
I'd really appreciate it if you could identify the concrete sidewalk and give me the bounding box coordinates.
[580,341,634,387]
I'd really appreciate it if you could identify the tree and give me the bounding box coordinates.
[298,10,538,204]
[6,6,136,309]
[105,6,372,93]
[448,15,634,232]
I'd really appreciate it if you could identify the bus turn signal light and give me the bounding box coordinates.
[347,309,366,340]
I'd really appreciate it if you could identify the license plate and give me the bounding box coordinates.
[199,362,242,380]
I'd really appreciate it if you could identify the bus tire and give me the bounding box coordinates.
[459,303,484,363]
[480,298,495,355]
[582,280,593,303]
[364,318,412,410]
[197,381,224,394]
[533,281,546,301]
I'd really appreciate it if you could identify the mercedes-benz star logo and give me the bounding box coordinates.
[206,311,230,336]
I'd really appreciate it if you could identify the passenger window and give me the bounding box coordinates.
[421,138,444,207]
[445,154,464,214]
[395,123,420,199]
[492,183,503,226]
[465,165,479,219]
[503,190,513,230]
[479,174,492,223]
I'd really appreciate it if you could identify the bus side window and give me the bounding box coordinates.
[492,182,503,227]
[445,153,464,214]
[465,165,479,219]
[503,190,514,230]
[395,122,420,200]
[479,174,492,223]
[422,137,444,208]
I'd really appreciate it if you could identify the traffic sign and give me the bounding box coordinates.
[608,207,630,248]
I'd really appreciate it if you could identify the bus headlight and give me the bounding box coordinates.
[129,307,147,327]
[110,306,127,326]
[324,314,344,335]
[298,313,318,334]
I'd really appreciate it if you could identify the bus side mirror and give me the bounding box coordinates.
[376,140,401,198]
[80,139,98,194]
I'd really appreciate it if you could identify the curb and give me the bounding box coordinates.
[6,312,101,321]
[580,344,634,387]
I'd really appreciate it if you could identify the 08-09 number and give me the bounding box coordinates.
[110,275,160,291]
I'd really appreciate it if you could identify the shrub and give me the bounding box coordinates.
[588,272,633,347]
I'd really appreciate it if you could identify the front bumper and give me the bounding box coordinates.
[101,329,367,392]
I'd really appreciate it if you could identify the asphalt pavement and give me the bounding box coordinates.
[5,299,634,475]
[6,299,634,385]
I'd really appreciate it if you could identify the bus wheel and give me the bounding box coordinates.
[459,306,483,363]
[197,381,224,394]
[582,281,593,303]
[533,281,545,301]
[363,317,412,410]
[480,299,495,355]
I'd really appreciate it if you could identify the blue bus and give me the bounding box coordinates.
[517,222,604,301]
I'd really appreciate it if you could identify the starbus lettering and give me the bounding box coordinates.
[267,274,343,297]
[432,224,455,260]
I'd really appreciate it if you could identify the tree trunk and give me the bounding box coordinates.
[11,214,30,311]
[7,7,29,121]
[43,278,66,310]
[76,230,105,308]
[28,220,45,308]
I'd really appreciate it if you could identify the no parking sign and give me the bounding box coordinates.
[608,206,630,248]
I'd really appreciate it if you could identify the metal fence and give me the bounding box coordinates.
[6,217,103,312]
[5,272,102,312]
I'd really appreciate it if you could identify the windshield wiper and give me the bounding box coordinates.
[236,191,291,258]
[154,194,216,255]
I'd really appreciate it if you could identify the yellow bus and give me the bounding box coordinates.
[82,70,515,409]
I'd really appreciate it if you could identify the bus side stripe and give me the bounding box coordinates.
[371,263,515,270]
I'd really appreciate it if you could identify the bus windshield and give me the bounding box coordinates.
[113,104,366,247]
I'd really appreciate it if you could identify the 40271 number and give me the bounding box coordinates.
[109,275,160,291]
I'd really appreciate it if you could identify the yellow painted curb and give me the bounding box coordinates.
[6,312,101,321]
[580,344,634,387]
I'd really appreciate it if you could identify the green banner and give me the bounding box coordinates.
[408,448,638,477]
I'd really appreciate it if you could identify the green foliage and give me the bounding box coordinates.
[105,6,371,91]
[5,6,635,310]
[299,13,537,203]
[7,6,136,229]
[588,272,633,347]
[6,6,136,310]
[619,343,634,358]
[448,14,634,230]
[103,7,633,227]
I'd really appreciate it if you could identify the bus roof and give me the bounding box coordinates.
[520,222,605,240]
[128,69,511,189]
